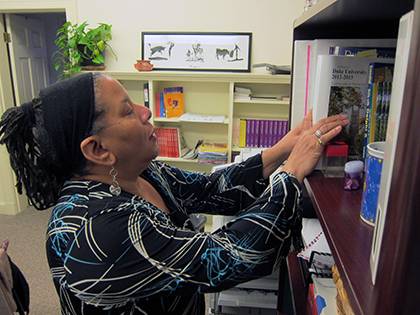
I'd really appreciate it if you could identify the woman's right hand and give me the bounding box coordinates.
[282,116,348,182]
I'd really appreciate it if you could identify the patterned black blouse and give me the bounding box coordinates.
[46,154,302,315]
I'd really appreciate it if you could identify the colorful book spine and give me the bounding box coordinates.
[381,81,392,140]
[154,92,160,117]
[254,120,260,147]
[159,92,165,117]
[143,83,149,108]
[246,119,251,147]
[239,119,246,148]
[271,120,276,144]
[261,120,268,148]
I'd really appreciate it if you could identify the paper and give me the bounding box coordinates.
[179,113,225,123]
[298,218,331,260]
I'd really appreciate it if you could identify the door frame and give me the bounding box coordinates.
[0,0,77,214]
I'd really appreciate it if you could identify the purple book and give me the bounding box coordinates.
[272,120,278,143]
[278,120,284,142]
[284,120,289,137]
[246,119,251,147]
[260,120,267,147]
[270,120,275,145]
[254,120,260,147]
[268,120,274,146]
[250,120,256,147]
[265,120,270,147]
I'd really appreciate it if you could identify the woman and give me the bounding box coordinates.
[0,73,347,314]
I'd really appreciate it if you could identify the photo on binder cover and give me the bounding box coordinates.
[313,55,393,159]
[328,85,366,158]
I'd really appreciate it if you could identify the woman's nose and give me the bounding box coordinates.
[135,104,151,122]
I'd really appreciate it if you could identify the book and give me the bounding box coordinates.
[197,142,228,165]
[298,218,331,261]
[154,92,160,117]
[143,83,150,108]
[363,63,394,158]
[312,55,392,159]
[239,119,246,147]
[155,127,182,158]
[330,47,396,58]
[159,92,165,117]
[311,275,337,315]
[163,87,185,118]
[291,40,312,128]
[291,39,396,129]
[307,39,396,124]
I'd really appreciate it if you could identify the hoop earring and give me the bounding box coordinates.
[109,166,121,196]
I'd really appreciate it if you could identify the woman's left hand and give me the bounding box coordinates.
[280,110,314,156]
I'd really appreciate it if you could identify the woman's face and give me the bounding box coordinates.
[96,76,159,170]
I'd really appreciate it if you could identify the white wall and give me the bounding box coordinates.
[77,0,305,71]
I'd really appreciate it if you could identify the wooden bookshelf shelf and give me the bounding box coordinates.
[304,172,374,315]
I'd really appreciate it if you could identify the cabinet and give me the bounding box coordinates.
[103,71,290,172]
[281,0,420,314]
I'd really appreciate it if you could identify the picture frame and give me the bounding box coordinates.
[141,32,252,72]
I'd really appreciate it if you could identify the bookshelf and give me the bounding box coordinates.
[282,0,420,314]
[103,71,290,172]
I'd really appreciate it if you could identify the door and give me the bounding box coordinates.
[6,14,49,105]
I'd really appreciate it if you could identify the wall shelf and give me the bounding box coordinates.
[233,99,289,105]
[156,157,198,163]
[153,117,229,124]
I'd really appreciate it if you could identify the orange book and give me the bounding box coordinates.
[163,87,185,118]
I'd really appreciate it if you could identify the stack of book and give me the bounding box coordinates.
[298,218,337,315]
[292,39,396,159]
[234,86,252,100]
[154,86,185,118]
[238,119,288,148]
[155,127,183,158]
[197,142,228,165]
[332,265,355,315]
[363,63,394,157]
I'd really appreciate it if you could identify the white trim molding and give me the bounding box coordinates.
[0,0,77,22]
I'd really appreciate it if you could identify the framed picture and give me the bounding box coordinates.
[141,32,252,72]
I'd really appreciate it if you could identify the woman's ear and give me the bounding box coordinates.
[80,136,116,166]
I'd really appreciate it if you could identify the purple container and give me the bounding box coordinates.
[344,160,364,191]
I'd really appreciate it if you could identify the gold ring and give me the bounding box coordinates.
[317,137,324,146]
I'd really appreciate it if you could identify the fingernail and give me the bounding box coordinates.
[336,126,342,130]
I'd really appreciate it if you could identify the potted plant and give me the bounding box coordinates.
[53,21,117,78]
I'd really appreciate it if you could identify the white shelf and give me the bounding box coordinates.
[98,70,290,84]
[234,99,289,105]
[153,117,229,124]
[156,157,199,163]
[104,71,290,172]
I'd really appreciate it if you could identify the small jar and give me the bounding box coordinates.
[344,160,364,190]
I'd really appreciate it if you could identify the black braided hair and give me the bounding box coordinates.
[0,73,106,210]
[0,99,62,210]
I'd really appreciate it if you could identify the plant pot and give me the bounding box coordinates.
[134,60,153,71]
[77,44,105,69]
